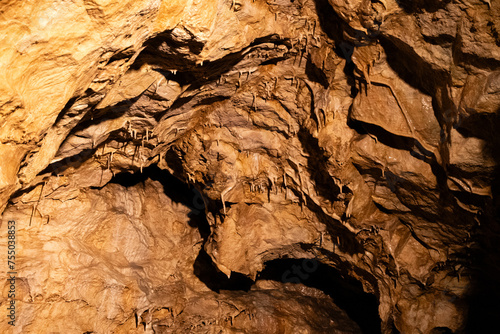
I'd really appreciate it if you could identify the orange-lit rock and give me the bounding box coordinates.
[1,0,499,333]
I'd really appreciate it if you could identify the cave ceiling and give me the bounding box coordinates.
[0,0,499,333]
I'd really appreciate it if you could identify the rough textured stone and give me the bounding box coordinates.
[0,0,499,333]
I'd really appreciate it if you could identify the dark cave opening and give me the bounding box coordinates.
[105,166,382,332]
[257,258,382,334]
[193,249,255,293]
[107,165,255,292]
[107,165,211,238]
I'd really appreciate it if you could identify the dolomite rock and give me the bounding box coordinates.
[0,0,499,333]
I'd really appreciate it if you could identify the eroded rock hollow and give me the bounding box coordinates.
[1,0,499,333]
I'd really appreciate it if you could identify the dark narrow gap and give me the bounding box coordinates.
[76,94,142,126]
[378,34,448,96]
[296,127,341,204]
[40,148,96,175]
[422,34,455,48]
[257,258,382,334]
[134,32,293,88]
[302,189,364,256]
[305,54,329,88]
[131,37,293,124]
[312,0,344,44]
[311,0,360,97]
[53,96,78,124]
[260,56,288,66]
[347,119,435,162]
[107,47,137,63]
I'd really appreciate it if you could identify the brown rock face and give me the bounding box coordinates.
[0,0,499,333]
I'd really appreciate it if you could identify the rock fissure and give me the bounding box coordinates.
[1,0,499,333]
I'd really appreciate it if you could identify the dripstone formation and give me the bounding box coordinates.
[0,0,499,333]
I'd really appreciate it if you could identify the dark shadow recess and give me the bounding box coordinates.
[107,165,254,292]
[258,258,382,334]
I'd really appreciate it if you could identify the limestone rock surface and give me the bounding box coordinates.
[0,0,499,333]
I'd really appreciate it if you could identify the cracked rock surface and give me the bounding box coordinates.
[0,0,499,333]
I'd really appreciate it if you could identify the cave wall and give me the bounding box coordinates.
[0,0,499,333]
